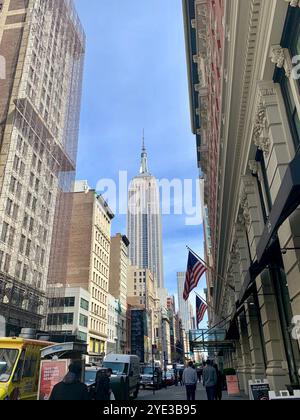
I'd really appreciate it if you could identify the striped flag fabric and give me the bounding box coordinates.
[183,251,207,301]
[196,296,208,326]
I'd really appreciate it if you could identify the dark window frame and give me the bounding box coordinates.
[274,6,300,151]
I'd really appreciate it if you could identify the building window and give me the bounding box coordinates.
[279,73,300,149]
[275,6,300,150]
[283,6,300,59]
[80,298,89,311]
[79,314,88,328]
[47,313,74,326]
[64,297,75,307]
[49,297,75,308]
[78,331,87,343]
[1,222,9,243]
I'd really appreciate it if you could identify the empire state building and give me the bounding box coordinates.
[127,140,164,291]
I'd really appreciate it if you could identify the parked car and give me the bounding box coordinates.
[140,365,163,390]
[164,369,175,386]
[103,354,140,399]
[84,366,101,398]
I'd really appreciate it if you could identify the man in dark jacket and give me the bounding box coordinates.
[213,364,223,401]
[95,368,113,401]
[50,362,90,401]
[203,360,217,401]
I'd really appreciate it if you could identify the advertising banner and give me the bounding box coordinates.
[249,380,270,400]
[38,360,69,400]
[226,375,240,396]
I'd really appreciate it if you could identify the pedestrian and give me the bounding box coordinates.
[174,368,179,386]
[95,368,113,401]
[182,361,198,401]
[213,364,223,401]
[49,362,90,401]
[203,360,217,401]
[197,366,203,383]
[179,369,183,386]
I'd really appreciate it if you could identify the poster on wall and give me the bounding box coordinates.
[249,380,270,400]
[226,375,240,396]
[38,359,69,400]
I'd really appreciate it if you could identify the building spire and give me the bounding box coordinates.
[140,129,149,174]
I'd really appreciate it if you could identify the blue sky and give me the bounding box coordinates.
[74,0,207,323]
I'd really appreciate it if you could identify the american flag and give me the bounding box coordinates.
[196,296,208,326]
[183,251,207,301]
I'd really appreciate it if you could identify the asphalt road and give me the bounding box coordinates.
[137,384,248,401]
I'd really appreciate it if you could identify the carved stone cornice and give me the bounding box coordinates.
[249,160,259,176]
[252,100,271,156]
[284,0,300,8]
[270,45,293,78]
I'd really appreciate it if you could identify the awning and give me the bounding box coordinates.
[257,152,300,262]
[225,314,240,341]
[237,153,300,309]
[41,342,88,359]
[237,240,279,307]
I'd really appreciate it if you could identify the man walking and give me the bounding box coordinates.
[203,360,217,401]
[182,362,198,401]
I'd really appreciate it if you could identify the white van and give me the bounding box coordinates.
[103,354,140,399]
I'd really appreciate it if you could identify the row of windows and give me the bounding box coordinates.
[95,230,110,252]
[16,126,58,176]
[134,272,146,277]
[0,250,43,287]
[48,297,89,311]
[134,292,146,298]
[47,313,74,326]
[91,303,106,320]
[92,271,107,291]
[15,261,29,283]
[93,244,109,265]
[134,278,146,284]
[90,318,106,335]
[91,287,107,305]
[93,258,109,278]
[9,176,52,230]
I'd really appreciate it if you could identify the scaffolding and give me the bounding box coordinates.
[0,0,85,336]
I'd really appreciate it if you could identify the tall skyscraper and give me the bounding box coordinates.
[127,139,164,291]
[177,272,191,332]
[0,0,85,335]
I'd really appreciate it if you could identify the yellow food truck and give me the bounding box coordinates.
[0,337,51,400]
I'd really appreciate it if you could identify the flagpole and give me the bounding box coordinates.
[194,291,228,322]
[186,246,235,292]
[194,291,235,337]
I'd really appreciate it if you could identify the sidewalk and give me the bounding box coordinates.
[138,384,249,401]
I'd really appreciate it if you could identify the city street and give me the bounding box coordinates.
[0,0,300,403]
[137,385,248,401]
